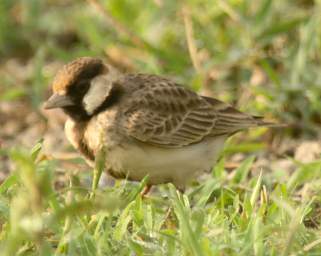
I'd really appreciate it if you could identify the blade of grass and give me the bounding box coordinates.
[250,171,263,207]
[169,184,204,256]
[232,156,255,184]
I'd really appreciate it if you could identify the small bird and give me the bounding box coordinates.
[44,57,277,191]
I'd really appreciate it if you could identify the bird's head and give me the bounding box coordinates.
[44,57,120,121]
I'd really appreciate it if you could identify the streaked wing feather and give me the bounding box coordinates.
[122,75,217,147]
[122,74,270,148]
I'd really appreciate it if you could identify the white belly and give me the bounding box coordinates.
[106,136,226,189]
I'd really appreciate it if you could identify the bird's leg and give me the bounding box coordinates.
[176,185,185,194]
[140,185,152,197]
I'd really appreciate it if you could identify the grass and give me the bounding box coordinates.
[1,143,321,255]
[1,0,321,255]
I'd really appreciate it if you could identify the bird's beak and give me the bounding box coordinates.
[44,94,75,109]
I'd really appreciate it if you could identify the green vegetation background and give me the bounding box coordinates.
[0,0,321,255]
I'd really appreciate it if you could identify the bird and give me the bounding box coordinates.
[44,57,278,191]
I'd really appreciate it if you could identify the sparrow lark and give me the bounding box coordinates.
[44,57,276,190]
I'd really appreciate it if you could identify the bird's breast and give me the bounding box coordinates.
[64,109,122,165]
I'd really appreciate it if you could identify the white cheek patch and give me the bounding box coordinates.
[83,77,111,115]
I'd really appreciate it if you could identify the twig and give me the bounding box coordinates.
[182,6,202,74]
[87,0,147,48]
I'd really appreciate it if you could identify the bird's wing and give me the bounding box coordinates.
[201,96,277,136]
[121,74,270,148]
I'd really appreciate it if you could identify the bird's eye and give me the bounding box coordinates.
[76,81,90,93]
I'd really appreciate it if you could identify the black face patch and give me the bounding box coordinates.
[62,80,91,121]
[75,60,105,85]
[63,105,90,122]
[68,80,91,102]
[63,81,123,122]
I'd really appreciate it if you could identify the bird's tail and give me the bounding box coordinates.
[211,112,285,136]
[252,116,287,128]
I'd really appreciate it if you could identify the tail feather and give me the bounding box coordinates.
[212,113,285,136]
[202,96,285,135]
[253,116,286,128]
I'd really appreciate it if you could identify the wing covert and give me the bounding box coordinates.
[121,75,217,147]
[120,74,266,148]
